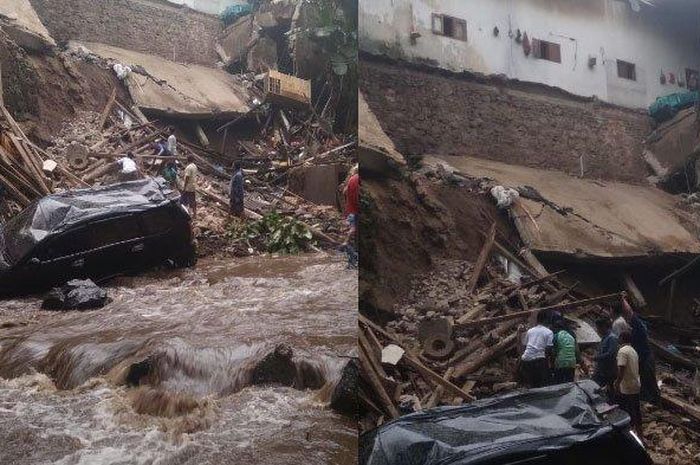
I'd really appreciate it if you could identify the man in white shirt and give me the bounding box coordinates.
[117,152,139,182]
[167,129,177,157]
[519,310,554,388]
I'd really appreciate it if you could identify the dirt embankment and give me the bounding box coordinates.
[359,171,520,317]
[361,59,652,184]
[0,31,129,144]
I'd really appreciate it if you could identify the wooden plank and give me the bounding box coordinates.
[452,333,518,379]
[402,353,476,402]
[425,367,455,409]
[99,88,117,129]
[659,255,700,287]
[519,248,549,278]
[661,393,700,423]
[456,293,624,329]
[666,279,676,321]
[466,222,496,295]
[359,342,399,419]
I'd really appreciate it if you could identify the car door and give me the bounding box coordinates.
[83,215,147,279]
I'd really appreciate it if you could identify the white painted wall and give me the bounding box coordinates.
[360,0,700,109]
[166,0,246,15]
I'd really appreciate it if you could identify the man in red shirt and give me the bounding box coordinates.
[343,167,359,268]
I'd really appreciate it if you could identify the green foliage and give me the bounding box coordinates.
[227,212,315,254]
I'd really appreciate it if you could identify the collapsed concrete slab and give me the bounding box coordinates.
[429,155,700,261]
[71,41,254,119]
[0,0,55,50]
[359,91,405,176]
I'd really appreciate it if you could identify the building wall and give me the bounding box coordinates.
[360,0,700,109]
[30,0,223,65]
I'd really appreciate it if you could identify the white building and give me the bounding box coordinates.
[360,0,700,109]
[166,0,247,15]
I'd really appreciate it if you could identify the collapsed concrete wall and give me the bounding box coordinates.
[29,0,222,65]
[362,59,652,184]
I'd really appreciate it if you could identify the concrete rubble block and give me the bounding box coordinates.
[418,317,455,360]
[287,163,343,206]
[216,14,254,66]
[247,36,278,73]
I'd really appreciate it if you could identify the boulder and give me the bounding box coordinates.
[330,358,359,417]
[251,343,297,387]
[42,279,108,310]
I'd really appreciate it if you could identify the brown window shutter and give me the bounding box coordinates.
[532,39,541,58]
[551,43,561,63]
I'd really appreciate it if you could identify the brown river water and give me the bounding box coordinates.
[0,253,357,465]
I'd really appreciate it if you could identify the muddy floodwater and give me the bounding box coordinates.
[0,253,357,465]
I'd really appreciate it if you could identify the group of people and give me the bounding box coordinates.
[115,128,245,221]
[519,294,659,440]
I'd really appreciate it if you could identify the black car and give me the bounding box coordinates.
[0,178,196,296]
[360,380,652,465]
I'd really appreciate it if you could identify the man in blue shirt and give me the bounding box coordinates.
[593,317,618,400]
[229,161,245,217]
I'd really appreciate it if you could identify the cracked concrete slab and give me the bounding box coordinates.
[0,0,55,50]
[72,41,253,119]
[428,154,700,260]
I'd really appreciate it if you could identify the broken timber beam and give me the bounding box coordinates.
[467,222,496,295]
[456,293,624,329]
[659,255,700,287]
[452,333,519,379]
[99,88,117,129]
[661,393,700,423]
[621,273,647,309]
[401,352,476,402]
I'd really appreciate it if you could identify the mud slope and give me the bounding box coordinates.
[0,31,129,144]
[360,173,520,316]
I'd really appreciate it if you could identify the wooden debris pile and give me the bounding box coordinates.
[0,103,86,221]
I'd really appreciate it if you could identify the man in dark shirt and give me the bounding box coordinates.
[621,295,660,403]
[593,317,618,401]
[229,161,245,218]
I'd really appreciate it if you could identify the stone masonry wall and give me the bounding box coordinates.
[30,0,221,65]
[361,60,652,184]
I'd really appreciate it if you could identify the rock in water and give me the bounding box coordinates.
[330,358,359,417]
[251,343,297,387]
[42,279,108,310]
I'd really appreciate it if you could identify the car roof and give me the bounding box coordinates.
[361,380,631,464]
[0,178,177,267]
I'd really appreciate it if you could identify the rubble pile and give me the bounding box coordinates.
[359,239,700,464]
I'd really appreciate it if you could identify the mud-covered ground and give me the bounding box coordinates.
[0,253,357,465]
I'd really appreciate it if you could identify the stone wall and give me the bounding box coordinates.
[361,60,653,184]
[30,0,222,65]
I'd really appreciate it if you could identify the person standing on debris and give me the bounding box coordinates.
[615,330,644,441]
[519,311,554,388]
[342,166,359,268]
[229,161,245,218]
[180,154,198,219]
[551,314,579,384]
[117,152,139,182]
[163,161,178,186]
[167,129,178,158]
[593,317,619,400]
[620,295,660,403]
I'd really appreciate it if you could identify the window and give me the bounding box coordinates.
[432,14,467,41]
[87,216,143,250]
[532,39,561,63]
[617,60,636,81]
[140,209,173,236]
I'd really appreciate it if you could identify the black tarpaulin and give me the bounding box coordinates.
[0,178,176,269]
[360,380,649,465]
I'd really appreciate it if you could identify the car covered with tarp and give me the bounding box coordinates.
[0,178,195,295]
[360,380,652,465]
[649,91,699,123]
